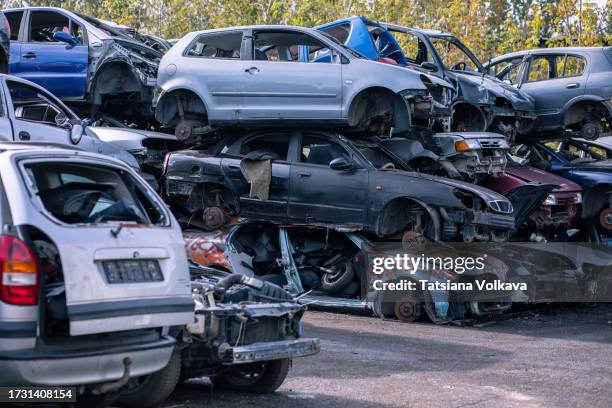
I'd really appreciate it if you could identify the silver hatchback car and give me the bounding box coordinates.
[0,144,192,403]
[154,25,452,142]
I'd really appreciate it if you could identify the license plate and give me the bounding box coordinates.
[102,259,163,283]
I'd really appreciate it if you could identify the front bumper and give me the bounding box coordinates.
[230,338,320,364]
[0,336,175,387]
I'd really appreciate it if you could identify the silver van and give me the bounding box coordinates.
[0,143,192,403]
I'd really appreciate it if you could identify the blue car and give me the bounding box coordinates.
[511,138,612,242]
[1,7,167,125]
[317,16,536,139]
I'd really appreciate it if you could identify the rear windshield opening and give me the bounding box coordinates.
[24,162,167,225]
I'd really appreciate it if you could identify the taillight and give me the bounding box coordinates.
[162,152,171,175]
[0,235,39,305]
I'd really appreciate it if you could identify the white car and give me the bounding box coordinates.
[154,25,453,142]
[0,143,192,405]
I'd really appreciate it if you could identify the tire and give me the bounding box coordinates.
[319,261,355,293]
[116,350,181,408]
[210,358,291,394]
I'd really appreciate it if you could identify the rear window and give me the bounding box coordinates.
[23,162,168,226]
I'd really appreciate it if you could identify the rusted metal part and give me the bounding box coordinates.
[184,228,232,271]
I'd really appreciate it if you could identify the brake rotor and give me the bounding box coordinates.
[394,297,422,322]
[203,207,225,230]
[581,120,601,141]
[599,208,612,230]
[175,120,193,142]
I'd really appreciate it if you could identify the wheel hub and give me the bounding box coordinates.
[394,297,421,322]
[175,120,193,142]
[581,120,601,140]
[203,206,225,230]
[600,208,612,230]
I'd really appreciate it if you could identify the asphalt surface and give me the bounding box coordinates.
[166,304,612,408]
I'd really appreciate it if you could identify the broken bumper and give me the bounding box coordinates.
[229,338,321,364]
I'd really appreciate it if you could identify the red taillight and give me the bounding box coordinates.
[0,235,39,305]
[162,152,171,175]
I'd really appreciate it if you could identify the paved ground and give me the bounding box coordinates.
[167,304,612,408]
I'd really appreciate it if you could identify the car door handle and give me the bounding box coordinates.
[244,67,259,74]
[22,52,37,59]
[297,172,311,178]
[566,83,579,89]
[18,131,30,140]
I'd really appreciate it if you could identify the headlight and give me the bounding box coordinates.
[455,139,481,152]
[543,194,557,205]
[573,193,582,204]
[487,200,513,214]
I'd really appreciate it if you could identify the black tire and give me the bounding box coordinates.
[320,261,355,293]
[210,358,291,394]
[116,350,181,408]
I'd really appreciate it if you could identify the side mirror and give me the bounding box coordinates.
[53,31,77,46]
[420,61,438,72]
[69,121,84,145]
[329,157,353,170]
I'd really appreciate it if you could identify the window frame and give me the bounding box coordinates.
[26,9,85,45]
[182,30,245,60]
[229,132,295,163]
[296,132,355,168]
[250,29,337,64]
[6,79,76,128]
[4,10,24,41]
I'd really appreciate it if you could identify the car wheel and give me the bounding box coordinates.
[394,295,423,322]
[320,261,355,293]
[210,358,291,393]
[116,350,181,408]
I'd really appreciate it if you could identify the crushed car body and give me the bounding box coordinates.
[163,129,522,242]
[2,7,163,125]
[184,223,513,324]
[317,16,536,139]
[154,25,453,142]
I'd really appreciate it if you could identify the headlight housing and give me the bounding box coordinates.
[573,192,582,204]
[543,194,557,205]
[455,139,481,152]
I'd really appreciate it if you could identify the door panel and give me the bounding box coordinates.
[242,30,342,120]
[19,10,88,98]
[520,54,587,129]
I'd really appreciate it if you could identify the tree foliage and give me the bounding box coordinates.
[1,0,610,59]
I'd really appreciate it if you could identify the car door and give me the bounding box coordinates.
[2,78,72,143]
[181,30,247,122]
[519,53,587,129]
[241,29,342,120]
[17,9,88,98]
[289,132,368,225]
[220,132,293,218]
[3,10,24,74]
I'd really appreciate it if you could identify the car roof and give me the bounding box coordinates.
[490,46,609,63]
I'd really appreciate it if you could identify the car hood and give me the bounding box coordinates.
[361,59,454,90]
[389,169,511,204]
[88,127,178,151]
[504,163,582,193]
[452,71,535,111]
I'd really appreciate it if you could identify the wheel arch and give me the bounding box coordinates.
[346,86,411,132]
[155,87,209,126]
[375,196,441,239]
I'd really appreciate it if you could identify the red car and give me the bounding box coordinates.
[481,162,582,240]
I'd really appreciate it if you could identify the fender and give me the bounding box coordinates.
[560,95,611,119]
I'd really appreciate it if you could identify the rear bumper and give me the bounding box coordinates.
[0,336,175,386]
[229,338,320,364]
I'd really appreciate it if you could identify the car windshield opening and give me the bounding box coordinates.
[24,162,167,225]
[430,37,482,72]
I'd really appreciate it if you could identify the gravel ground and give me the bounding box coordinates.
[167,304,612,408]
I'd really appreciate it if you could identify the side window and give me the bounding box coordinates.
[185,32,242,59]
[391,32,429,64]
[7,80,70,127]
[528,56,552,82]
[555,55,586,78]
[5,11,23,40]
[319,23,351,45]
[300,135,349,166]
[239,134,291,161]
[253,31,332,63]
[28,11,83,44]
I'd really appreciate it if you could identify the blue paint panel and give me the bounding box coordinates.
[16,42,88,98]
